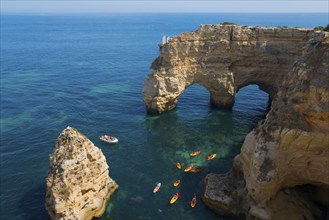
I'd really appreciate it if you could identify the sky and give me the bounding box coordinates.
[1,1,328,14]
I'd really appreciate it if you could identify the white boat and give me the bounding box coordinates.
[158,34,170,48]
[100,135,118,144]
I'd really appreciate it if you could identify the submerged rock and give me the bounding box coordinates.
[45,126,118,220]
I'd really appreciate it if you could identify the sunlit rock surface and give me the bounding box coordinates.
[144,24,329,219]
[45,126,118,220]
[202,28,329,219]
[143,24,325,114]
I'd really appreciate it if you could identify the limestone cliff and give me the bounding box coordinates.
[204,30,329,219]
[46,126,118,220]
[144,24,329,219]
[143,24,325,114]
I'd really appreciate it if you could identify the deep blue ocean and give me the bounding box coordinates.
[1,13,327,220]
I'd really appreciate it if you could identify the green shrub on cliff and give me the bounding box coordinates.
[324,24,329,31]
[314,24,329,31]
[314,26,324,30]
[221,22,236,25]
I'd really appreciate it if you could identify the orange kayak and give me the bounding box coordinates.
[176,162,181,169]
[184,165,194,172]
[190,167,204,173]
[206,153,217,161]
[173,180,181,187]
[191,193,197,208]
[170,193,180,204]
[190,150,202,157]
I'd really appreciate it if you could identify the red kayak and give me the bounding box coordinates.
[184,165,194,172]
[206,153,216,161]
[153,182,161,193]
[191,167,204,173]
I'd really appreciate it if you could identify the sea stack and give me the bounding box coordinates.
[45,126,118,220]
[144,24,329,218]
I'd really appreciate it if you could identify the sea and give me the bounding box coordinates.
[1,13,327,220]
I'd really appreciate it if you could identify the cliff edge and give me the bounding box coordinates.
[143,24,329,219]
[143,24,326,114]
[45,126,118,220]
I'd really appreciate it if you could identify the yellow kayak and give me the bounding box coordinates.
[206,153,217,161]
[173,180,181,187]
[189,150,201,157]
[170,193,180,204]
[184,165,194,172]
[191,193,197,208]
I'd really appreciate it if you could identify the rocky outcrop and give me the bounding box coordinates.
[46,126,118,220]
[223,29,329,219]
[143,24,325,114]
[144,24,329,219]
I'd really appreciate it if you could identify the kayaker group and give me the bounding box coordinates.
[176,150,217,173]
[153,149,217,207]
[153,182,196,208]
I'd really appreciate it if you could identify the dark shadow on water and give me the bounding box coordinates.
[18,182,49,220]
[137,84,268,220]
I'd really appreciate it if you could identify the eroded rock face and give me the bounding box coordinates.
[143,24,325,114]
[144,24,329,218]
[46,126,118,220]
[203,30,329,218]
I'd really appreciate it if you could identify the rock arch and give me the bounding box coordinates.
[143,24,329,219]
[143,24,320,114]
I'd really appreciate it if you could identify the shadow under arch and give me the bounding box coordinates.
[140,83,272,220]
[143,83,271,171]
[233,84,270,127]
[143,83,215,150]
[176,83,212,112]
[235,80,274,103]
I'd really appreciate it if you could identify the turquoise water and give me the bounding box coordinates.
[1,13,327,219]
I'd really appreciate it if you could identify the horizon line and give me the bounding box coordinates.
[2,1,328,14]
[2,12,329,14]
